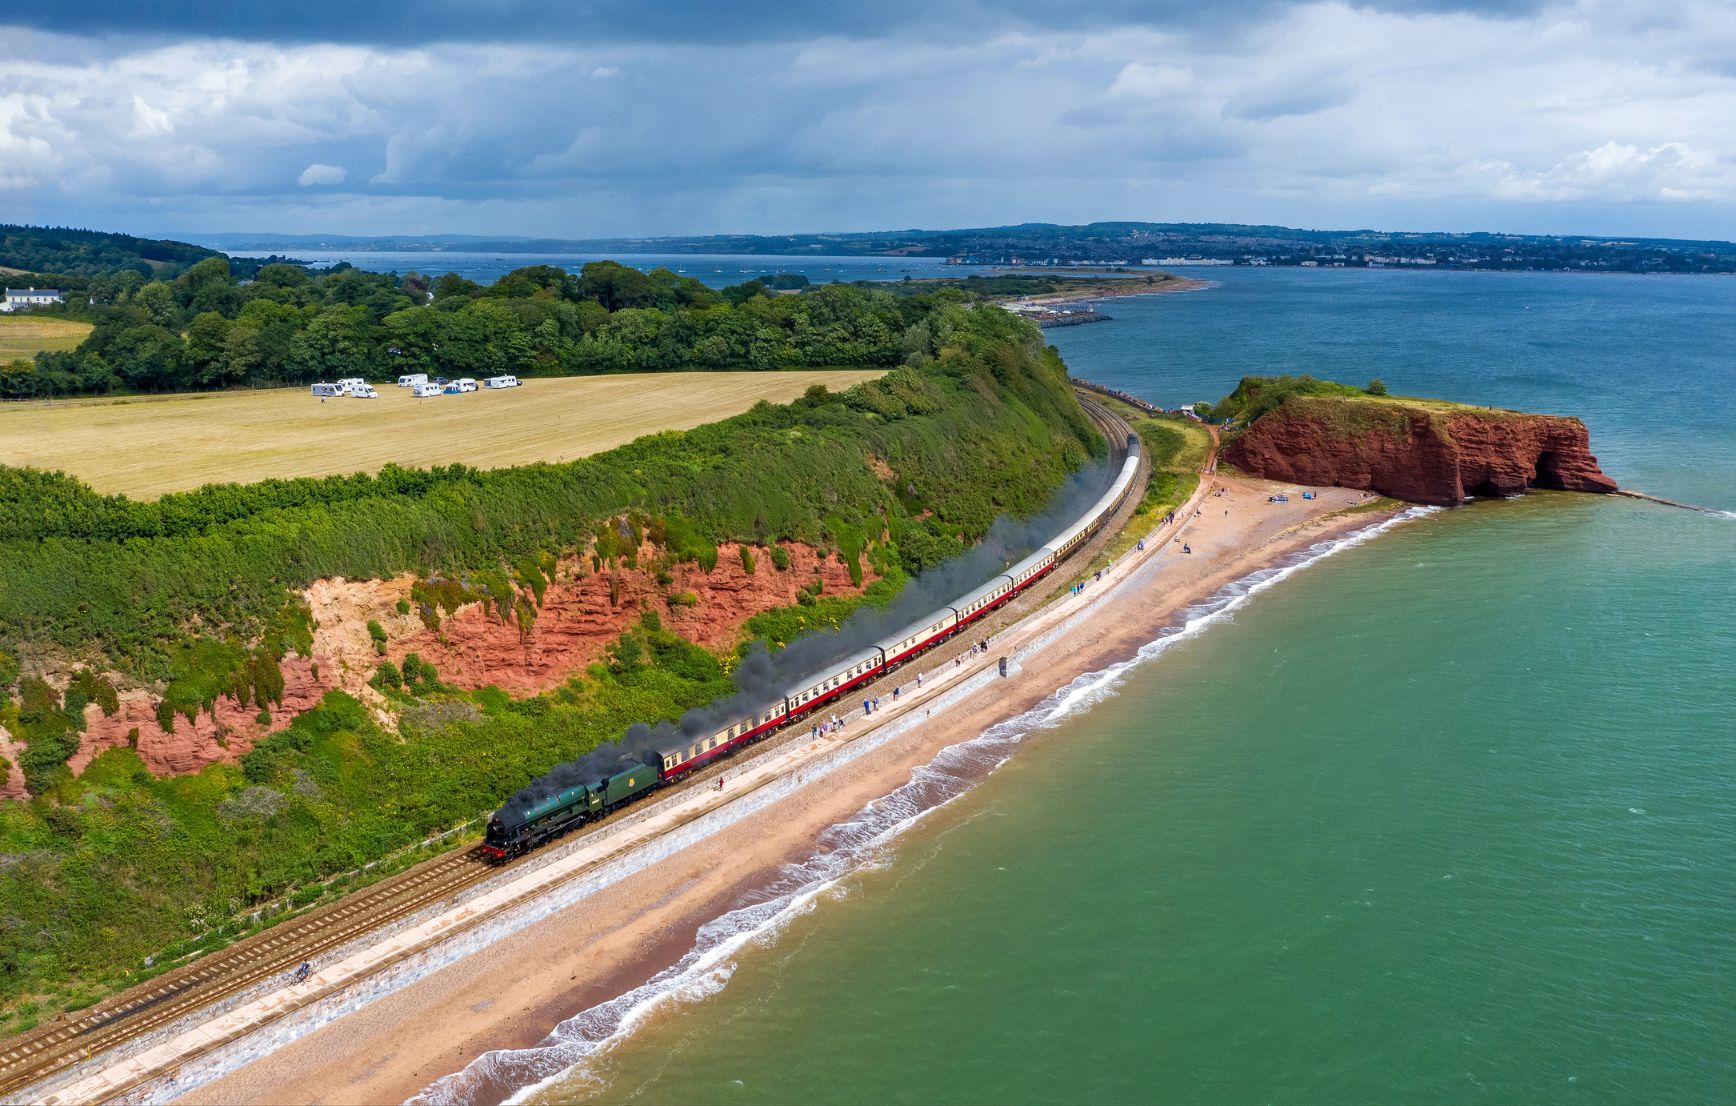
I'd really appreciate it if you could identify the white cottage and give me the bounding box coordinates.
[1,288,65,313]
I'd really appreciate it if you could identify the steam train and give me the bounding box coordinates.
[480,437,1142,861]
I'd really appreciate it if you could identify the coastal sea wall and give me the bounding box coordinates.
[1225,397,1617,505]
[68,663,1011,1106]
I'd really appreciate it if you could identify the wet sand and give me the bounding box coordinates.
[184,476,1398,1106]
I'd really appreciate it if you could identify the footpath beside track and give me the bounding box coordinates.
[5,393,1182,1104]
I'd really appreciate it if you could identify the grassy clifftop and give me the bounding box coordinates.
[0,301,1099,1024]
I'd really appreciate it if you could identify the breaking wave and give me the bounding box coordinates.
[409,505,1437,1106]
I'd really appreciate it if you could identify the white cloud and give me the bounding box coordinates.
[0,2,1731,239]
[130,94,173,134]
[297,162,347,186]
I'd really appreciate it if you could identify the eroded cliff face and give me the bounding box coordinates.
[312,541,871,698]
[0,724,28,801]
[1224,397,1617,506]
[61,540,871,785]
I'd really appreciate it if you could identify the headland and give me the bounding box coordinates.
[1214,376,1618,505]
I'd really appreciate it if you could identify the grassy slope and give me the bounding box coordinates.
[0,317,93,362]
[1084,396,1212,570]
[0,307,1099,1026]
[0,369,883,499]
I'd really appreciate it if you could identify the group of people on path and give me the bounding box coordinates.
[811,713,848,740]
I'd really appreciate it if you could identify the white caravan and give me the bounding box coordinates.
[453,378,478,393]
[310,382,344,398]
[349,383,379,399]
[484,375,521,389]
[412,382,444,398]
[397,373,428,388]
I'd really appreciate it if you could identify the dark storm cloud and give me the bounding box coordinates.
[1,0,1728,239]
[12,0,1557,46]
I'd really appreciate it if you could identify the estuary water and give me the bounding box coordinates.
[454,269,1736,1105]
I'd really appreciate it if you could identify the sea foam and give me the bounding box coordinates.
[410,505,1438,1106]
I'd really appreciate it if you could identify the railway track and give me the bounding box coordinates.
[0,847,496,1099]
[0,388,1144,1102]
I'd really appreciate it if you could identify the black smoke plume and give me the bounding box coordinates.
[496,455,1119,825]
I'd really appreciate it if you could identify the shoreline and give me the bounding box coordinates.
[1004,276,1212,310]
[182,475,1405,1106]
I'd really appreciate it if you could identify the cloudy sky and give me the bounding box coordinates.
[2,0,1732,240]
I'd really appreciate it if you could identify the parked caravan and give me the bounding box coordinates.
[335,377,366,394]
[350,383,379,399]
[484,375,521,389]
[453,378,478,393]
[412,382,444,398]
[397,373,428,388]
[311,383,343,398]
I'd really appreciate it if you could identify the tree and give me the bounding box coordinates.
[133,282,183,331]
[432,272,481,302]
[106,325,191,391]
[1367,377,1388,396]
[287,305,375,381]
[236,299,303,381]
[186,312,237,388]
[578,260,656,311]
[222,323,264,384]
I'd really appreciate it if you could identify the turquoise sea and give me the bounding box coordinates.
[422,270,1735,1105]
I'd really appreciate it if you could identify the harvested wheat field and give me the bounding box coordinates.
[0,316,94,360]
[2,370,884,498]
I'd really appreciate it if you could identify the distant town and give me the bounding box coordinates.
[194,221,1736,276]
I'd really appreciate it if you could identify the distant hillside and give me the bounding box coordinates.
[0,225,221,279]
[195,221,1736,274]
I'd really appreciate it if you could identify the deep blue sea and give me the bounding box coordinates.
[408,266,1734,1106]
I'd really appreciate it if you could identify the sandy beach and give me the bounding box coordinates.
[178,474,1397,1106]
[1007,274,1212,309]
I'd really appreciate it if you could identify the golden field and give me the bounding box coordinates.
[0,316,94,360]
[1,370,884,498]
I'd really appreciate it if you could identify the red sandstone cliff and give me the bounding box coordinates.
[60,540,870,785]
[1223,397,1617,506]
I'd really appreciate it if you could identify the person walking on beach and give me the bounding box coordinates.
[916,671,924,688]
